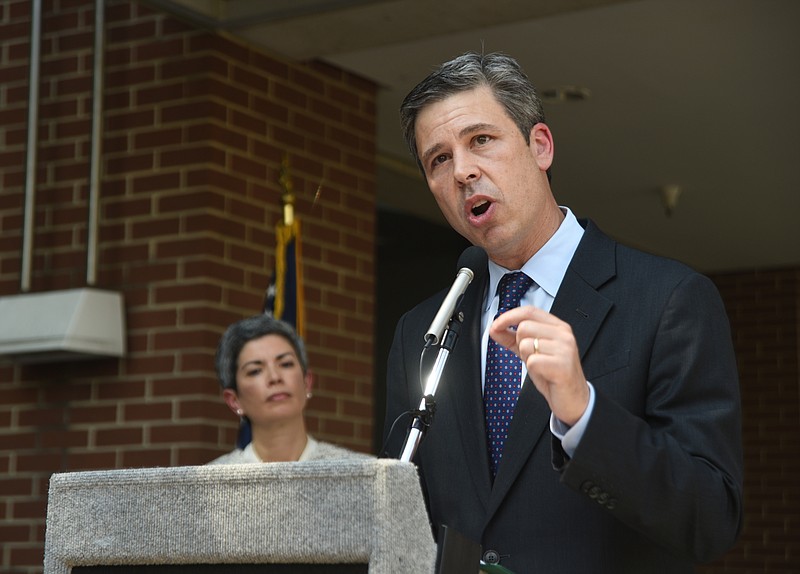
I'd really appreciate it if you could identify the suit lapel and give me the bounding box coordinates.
[447,273,494,506]
[550,220,616,360]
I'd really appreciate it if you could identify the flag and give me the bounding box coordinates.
[263,217,305,337]
[237,157,304,450]
[238,218,305,449]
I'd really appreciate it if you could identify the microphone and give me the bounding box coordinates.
[424,245,488,345]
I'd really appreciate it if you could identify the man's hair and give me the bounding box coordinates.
[215,314,308,391]
[400,51,547,170]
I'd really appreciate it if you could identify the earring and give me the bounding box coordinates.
[306,392,313,399]
[236,409,243,416]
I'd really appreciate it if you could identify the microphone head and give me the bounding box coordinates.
[457,245,488,280]
[423,245,488,346]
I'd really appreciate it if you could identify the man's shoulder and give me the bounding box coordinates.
[580,218,699,278]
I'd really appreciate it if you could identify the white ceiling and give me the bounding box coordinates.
[148,0,800,273]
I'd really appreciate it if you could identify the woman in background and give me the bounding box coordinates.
[209,314,370,464]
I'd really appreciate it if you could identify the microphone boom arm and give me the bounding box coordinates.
[399,312,464,463]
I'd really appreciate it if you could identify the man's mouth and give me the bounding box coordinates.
[471,200,491,217]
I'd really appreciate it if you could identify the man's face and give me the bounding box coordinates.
[414,86,555,269]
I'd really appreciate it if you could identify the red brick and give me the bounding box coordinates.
[158,189,226,213]
[124,401,172,421]
[105,108,156,131]
[106,152,154,175]
[96,427,143,446]
[153,329,217,352]
[151,375,218,397]
[130,215,180,239]
[122,449,171,468]
[150,423,216,443]
[133,127,183,149]
[40,429,89,449]
[66,451,117,470]
[105,64,156,89]
[155,237,224,259]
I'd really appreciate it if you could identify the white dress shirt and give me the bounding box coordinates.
[480,207,595,456]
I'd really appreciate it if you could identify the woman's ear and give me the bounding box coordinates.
[222,389,242,416]
[304,369,315,395]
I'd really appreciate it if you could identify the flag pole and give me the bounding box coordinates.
[266,155,304,337]
[279,155,295,227]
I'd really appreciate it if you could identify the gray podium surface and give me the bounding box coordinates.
[44,459,437,574]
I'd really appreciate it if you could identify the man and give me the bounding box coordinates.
[383,52,743,573]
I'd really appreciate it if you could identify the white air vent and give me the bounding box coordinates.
[0,288,126,364]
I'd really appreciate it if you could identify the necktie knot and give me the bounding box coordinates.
[496,272,533,315]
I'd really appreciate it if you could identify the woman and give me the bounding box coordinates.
[209,314,370,464]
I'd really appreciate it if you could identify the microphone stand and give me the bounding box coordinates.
[399,311,464,463]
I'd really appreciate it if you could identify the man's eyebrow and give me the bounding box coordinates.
[420,142,443,166]
[461,123,494,138]
[419,122,497,165]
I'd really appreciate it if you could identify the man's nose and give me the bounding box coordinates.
[453,152,480,185]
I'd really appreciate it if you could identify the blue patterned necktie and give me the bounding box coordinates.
[485,271,534,477]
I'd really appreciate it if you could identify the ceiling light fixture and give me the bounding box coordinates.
[540,85,591,103]
[659,184,682,217]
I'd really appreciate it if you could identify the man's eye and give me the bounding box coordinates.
[431,154,448,168]
[475,134,491,145]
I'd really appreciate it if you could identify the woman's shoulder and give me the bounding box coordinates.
[207,447,253,465]
[310,440,374,461]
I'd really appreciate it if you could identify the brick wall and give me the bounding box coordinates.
[0,1,376,571]
[699,268,800,573]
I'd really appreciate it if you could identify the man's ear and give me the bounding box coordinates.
[222,389,242,415]
[529,122,554,172]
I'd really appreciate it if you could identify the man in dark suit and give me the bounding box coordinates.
[384,52,743,573]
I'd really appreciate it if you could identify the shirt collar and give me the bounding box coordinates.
[485,207,584,309]
[242,434,318,462]
[297,435,318,461]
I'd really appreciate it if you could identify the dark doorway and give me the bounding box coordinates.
[373,209,470,454]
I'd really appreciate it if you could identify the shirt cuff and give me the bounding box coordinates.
[550,382,595,458]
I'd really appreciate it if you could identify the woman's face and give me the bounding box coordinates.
[225,334,311,426]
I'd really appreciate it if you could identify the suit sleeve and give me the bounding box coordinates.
[557,272,743,562]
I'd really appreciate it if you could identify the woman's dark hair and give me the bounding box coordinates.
[215,314,308,391]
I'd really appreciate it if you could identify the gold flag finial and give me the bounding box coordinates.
[279,155,295,226]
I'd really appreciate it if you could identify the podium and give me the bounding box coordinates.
[44,459,437,573]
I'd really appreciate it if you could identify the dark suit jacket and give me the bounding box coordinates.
[384,220,743,573]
